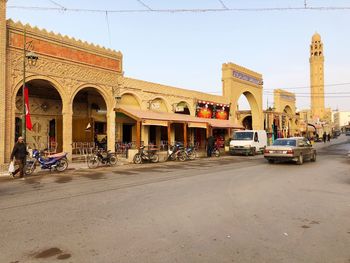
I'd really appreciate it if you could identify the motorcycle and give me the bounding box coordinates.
[133,146,159,164]
[87,149,117,169]
[25,149,69,175]
[167,143,186,162]
[184,146,196,160]
[212,145,220,157]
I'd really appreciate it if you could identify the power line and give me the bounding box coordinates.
[47,0,66,10]
[135,0,153,11]
[218,0,229,10]
[264,82,350,91]
[7,5,350,14]
[105,11,112,47]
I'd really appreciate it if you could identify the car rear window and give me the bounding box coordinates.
[273,139,296,146]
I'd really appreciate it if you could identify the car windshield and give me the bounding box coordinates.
[273,139,296,146]
[232,132,253,140]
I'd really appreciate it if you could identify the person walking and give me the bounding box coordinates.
[207,135,215,157]
[10,136,28,178]
[327,133,331,142]
[322,132,327,143]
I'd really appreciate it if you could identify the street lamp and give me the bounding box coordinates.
[22,28,38,143]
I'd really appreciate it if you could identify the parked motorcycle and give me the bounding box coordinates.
[212,145,220,157]
[25,149,69,175]
[87,149,117,169]
[185,146,196,160]
[133,146,159,164]
[167,143,186,162]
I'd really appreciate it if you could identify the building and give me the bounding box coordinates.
[333,111,350,131]
[0,0,266,168]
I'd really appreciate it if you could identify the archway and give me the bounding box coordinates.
[117,93,141,146]
[148,97,169,112]
[174,101,191,115]
[283,105,293,137]
[236,91,260,130]
[72,87,108,151]
[119,93,141,109]
[242,115,253,130]
[14,79,63,152]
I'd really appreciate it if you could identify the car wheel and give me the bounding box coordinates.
[268,159,274,164]
[296,154,303,165]
[311,152,316,162]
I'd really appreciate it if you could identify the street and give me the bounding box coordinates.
[0,138,350,263]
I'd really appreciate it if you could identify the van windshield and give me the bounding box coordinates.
[232,132,253,140]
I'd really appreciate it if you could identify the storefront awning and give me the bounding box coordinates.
[115,106,244,129]
[207,119,244,129]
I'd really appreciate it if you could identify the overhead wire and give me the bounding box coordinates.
[47,0,66,10]
[135,0,153,11]
[218,0,229,10]
[7,5,350,14]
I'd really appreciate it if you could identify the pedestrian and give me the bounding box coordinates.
[327,133,331,142]
[207,135,215,157]
[10,136,28,178]
[322,132,327,143]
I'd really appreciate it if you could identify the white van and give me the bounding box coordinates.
[229,130,267,156]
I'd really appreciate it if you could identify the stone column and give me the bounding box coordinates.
[106,112,115,152]
[0,0,7,164]
[62,105,73,160]
[141,125,149,146]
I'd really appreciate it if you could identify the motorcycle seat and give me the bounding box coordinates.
[47,152,67,158]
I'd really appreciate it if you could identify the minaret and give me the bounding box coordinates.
[0,0,7,164]
[309,32,325,120]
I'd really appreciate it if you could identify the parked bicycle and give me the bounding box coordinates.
[25,149,69,175]
[133,146,159,164]
[87,149,117,169]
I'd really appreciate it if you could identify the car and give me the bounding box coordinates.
[264,137,316,165]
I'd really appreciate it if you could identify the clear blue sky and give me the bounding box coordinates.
[6,0,350,111]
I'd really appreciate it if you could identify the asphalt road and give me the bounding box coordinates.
[0,138,350,263]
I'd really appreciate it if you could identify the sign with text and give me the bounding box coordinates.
[233,70,263,85]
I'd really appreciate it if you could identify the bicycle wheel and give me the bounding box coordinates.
[151,154,159,163]
[87,155,99,169]
[133,154,142,164]
[56,158,69,172]
[109,155,118,166]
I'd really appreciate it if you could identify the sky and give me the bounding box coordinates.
[6,0,350,111]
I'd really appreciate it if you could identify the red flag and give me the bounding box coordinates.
[24,86,33,131]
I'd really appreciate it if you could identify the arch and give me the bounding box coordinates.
[11,77,66,152]
[242,115,252,130]
[148,96,171,112]
[234,91,261,130]
[12,75,67,105]
[119,92,141,109]
[70,84,113,111]
[174,101,191,115]
[283,105,294,116]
